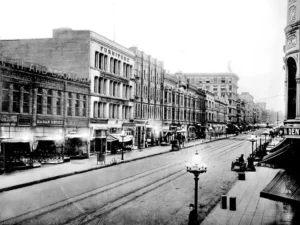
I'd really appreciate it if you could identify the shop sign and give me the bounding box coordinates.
[284,128,300,136]
[0,115,17,123]
[67,118,88,127]
[90,118,108,124]
[36,118,64,126]
[18,117,32,126]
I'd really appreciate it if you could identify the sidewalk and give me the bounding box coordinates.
[0,135,230,193]
[201,166,292,225]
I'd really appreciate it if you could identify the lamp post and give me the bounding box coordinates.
[249,135,257,158]
[186,151,207,223]
[120,130,126,161]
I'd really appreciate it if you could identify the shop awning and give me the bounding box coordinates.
[66,133,88,139]
[110,134,133,143]
[107,135,119,142]
[259,144,291,164]
[261,170,300,204]
[1,138,31,143]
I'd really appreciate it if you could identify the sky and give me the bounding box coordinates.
[0,0,287,112]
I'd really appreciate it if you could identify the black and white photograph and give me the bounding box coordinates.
[1,0,299,224]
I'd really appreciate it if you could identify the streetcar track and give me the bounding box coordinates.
[1,138,250,225]
[64,170,187,225]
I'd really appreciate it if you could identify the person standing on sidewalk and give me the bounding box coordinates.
[188,204,198,225]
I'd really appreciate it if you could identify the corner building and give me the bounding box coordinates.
[284,0,300,142]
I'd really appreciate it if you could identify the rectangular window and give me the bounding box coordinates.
[67,93,72,116]
[37,95,43,114]
[221,78,225,83]
[23,86,30,114]
[13,86,20,113]
[1,82,10,112]
[47,96,52,114]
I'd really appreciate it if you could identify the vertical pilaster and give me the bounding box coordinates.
[32,88,37,126]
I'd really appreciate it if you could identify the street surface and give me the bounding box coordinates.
[0,134,254,225]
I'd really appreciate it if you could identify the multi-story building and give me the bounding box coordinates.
[128,47,164,148]
[178,72,239,124]
[161,74,206,142]
[0,28,135,151]
[0,55,90,158]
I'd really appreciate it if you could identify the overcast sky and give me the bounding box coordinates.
[0,0,287,112]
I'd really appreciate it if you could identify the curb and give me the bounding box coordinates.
[0,136,231,193]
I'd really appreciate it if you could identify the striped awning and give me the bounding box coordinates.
[261,170,300,204]
[107,135,119,142]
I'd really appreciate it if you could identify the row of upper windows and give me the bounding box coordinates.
[1,82,87,117]
[163,107,202,121]
[93,77,132,99]
[135,104,160,120]
[134,68,161,84]
[164,91,202,108]
[135,83,160,102]
[94,51,132,78]
[194,77,234,84]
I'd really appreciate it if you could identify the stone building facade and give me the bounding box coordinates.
[178,72,239,124]
[0,55,90,154]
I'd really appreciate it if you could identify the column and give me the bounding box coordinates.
[20,86,24,113]
[32,88,38,126]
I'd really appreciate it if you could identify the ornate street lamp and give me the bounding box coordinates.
[120,130,126,161]
[186,151,207,223]
[249,135,257,158]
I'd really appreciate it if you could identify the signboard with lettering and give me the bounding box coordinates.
[66,118,89,127]
[0,115,17,123]
[18,117,32,126]
[36,116,64,126]
[284,128,300,136]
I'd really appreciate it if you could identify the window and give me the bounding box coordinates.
[213,85,218,92]
[82,95,87,117]
[23,85,30,114]
[12,84,20,113]
[37,88,43,114]
[229,86,232,91]
[67,93,72,116]
[221,85,226,92]
[47,90,52,115]
[229,78,232,83]
[221,78,225,83]
[75,94,80,116]
[206,79,210,83]
[56,91,62,115]
[1,82,10,112]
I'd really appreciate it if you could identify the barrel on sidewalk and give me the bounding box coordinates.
[221,195,227,209]
[229,197,236,211]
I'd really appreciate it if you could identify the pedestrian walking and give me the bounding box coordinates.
[188,204,198,225]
